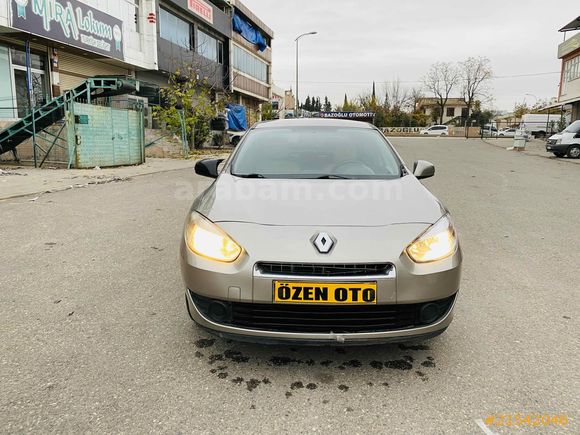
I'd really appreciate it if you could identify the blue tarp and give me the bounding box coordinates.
[227,104,247,131]
[232,12,267,52]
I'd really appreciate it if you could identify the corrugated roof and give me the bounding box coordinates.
[559,16,580,32]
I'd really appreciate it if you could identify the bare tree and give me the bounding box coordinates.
[460,57,493,128]
[384,79,412,112]
[423,62,460,125]
[409,87,424,112]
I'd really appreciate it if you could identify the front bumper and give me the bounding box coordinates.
[546,144,568,152]
[180,222,462,343]
[186,289,457,344]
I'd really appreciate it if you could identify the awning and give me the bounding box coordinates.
[537,97,580,112]
[559,16,580,32]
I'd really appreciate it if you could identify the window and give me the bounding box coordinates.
[159,8,191,50]
[564,56,580,83]
[446,107,455,117]
[233,45,268,82]
[231,127,402,179]
[128,0,140,33]
[196,29,223,63]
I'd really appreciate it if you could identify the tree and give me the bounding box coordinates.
[423,62,460,125]
[384,79,412,113]
[323,96,332,112]
[154,66,217,151]
[460,57,493,131]
[303,95,312,111]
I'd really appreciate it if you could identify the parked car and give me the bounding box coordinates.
[183,119,462,345]
[545,120,580,158]
[228,131,245,146]
[420,125,449,136]
[480,125,498,137]
[498,128,517,138]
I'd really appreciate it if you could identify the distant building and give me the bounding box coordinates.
[229,0,273,125]
[416,98,468,125]
[271,84,294,114]
[557,16,580,121]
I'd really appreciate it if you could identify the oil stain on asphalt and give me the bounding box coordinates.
[193,337,439,398]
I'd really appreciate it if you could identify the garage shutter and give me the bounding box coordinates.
[59,51,129,91]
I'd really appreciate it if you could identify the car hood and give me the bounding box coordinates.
[193,174,446,227]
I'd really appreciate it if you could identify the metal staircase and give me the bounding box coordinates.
[0,77,136,165]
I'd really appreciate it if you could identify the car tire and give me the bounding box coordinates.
[441,133,447,136]
[553,152,566,158]
[568,145,580,159]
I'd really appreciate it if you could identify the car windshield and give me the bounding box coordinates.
[563,120,580,133]
[231,127,402,179]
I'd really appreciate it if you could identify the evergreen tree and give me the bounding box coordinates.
[343,94,348,110]
[304,96,311,111]
[323,96,332,112]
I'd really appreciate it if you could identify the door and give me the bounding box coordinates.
[13,69,48,117]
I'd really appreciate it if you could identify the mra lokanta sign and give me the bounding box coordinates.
[11,0,124,61]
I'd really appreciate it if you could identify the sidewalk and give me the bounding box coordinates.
[481,138,580,165]
[0,156,226,201]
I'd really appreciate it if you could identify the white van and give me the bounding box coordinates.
[545,120,580,158]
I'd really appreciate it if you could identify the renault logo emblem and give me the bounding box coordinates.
[312,232,336,254]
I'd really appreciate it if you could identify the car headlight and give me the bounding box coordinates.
[406,215,457,263]
[185,212,242,262]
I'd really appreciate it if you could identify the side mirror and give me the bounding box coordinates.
[413,160,435,180]
[195,158,224,179]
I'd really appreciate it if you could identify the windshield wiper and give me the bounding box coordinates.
[315,175,352,179]
[234,173,267,179]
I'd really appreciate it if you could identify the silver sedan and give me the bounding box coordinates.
[181,119,462,345]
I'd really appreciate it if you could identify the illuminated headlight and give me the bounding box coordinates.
[185,212,242,263]
[406,215,458,263]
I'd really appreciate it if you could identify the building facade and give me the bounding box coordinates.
[0,0,274,129]
[136,0,232,94]
[0,0,158,125]
[229,0,273,125]
[558,17,580,122]
[416,97,468,125]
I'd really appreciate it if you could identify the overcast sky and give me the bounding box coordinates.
[242,0,578,112]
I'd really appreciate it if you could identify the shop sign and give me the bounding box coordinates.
[11,0,125,61]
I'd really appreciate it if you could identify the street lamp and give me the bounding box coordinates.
[525,93,538,106]
[295,31,317,117]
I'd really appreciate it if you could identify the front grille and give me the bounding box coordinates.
[255,262,393,277]
[190,292,455,334]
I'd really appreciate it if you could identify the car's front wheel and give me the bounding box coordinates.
[567,145,580,159]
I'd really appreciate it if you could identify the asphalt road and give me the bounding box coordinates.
[1,138,578,434]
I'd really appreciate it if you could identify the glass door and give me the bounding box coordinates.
[13,68,48,117]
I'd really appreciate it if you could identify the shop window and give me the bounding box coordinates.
[0,45,14,118]
[159,8,191,50]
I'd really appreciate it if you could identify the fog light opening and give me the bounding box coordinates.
[419,303,441,324]
[208,301,230,322]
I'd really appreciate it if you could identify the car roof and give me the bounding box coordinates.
[253,118,374,129]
